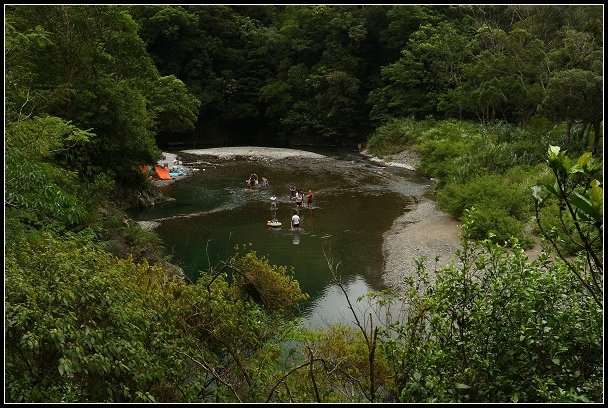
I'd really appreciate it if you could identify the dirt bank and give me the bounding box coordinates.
[382,196,463,290]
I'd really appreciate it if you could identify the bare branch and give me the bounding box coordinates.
[265,355,328,402]
[179,351,242,403]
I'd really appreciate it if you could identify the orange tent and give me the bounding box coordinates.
[154,165,173,180]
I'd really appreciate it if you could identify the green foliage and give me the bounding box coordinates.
[535,202,581,255]
[366,119,550,248]
[532,146,603,308]
[6,5,198,188]
[453,25,548,124]
[414,120,480,181]
[364,117,433,156]
[225,246,309,315]
[279,324,393,403]
[5,233,311,403]
[105,219,167,266]
[437,172,533,248]
[414,120,546,184]
[377,236,603,402]
[5,115,97,231]
[146,74,202,133]
[259,80,293,120]
[5,232,193,402]
[370,20,474,121]
[131,4,601,148]
[437,174,531,220]
[461,206,532,248]
[4,5,604,403]
[481,121,546,165]
[541,69,603,149]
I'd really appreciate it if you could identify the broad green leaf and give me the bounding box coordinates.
[544,181,559,197]
[589,184,603,215]
[568,164,583,174]
[577,152,592,167]
[571,192,598,221]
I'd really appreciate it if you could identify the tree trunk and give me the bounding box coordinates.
[564,119,572,143]
[575,122,588,151]
[577,122,586,140]
[591,121,602,154]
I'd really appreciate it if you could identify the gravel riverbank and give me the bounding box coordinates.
[360,149,464,290]
[363,148,543,290]
[382,196,462,290]
[182,146,327,159]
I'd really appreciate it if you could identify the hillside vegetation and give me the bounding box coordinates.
[5,5,602,402]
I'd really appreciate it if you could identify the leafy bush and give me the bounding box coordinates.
[5,116,94,230]
[532,147,603,308]
[416,137,476,182]
[461,206,532,248]
[5,233,311,403]
[5,232,193,402]
[437,174,531,221]
[294,324,393,403]
[376,235,603,402]
[227,246,309,315]
[417,119,481,143]
[365,117,433,156]
[534,201,580,255]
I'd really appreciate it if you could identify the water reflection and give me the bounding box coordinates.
[292,230,301,246]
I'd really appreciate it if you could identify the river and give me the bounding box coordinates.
[130,147,433,330]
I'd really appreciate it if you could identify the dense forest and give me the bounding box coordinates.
[5,5,603,403]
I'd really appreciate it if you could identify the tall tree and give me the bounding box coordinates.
[369,20,474,122]
[541,69,603,153]
[7,5,199,186]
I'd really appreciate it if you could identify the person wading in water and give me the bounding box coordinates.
[306,189,313,209]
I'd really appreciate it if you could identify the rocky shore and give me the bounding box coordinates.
[360,148,423,171]
[360,149,464,290]
[367,147,543,290]
[382,196,462,290]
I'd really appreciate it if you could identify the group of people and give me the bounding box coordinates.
[247,173,270,190]
[289,185,313,230]
[268,185,314,230]
[289,185,313,210]
[251,174,314,230]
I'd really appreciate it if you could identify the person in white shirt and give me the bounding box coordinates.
[295,189,303,209]
[291,210,300,229]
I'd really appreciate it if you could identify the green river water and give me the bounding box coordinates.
[131,147,433,329]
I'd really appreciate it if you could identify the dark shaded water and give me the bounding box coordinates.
[131,147,432,329]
